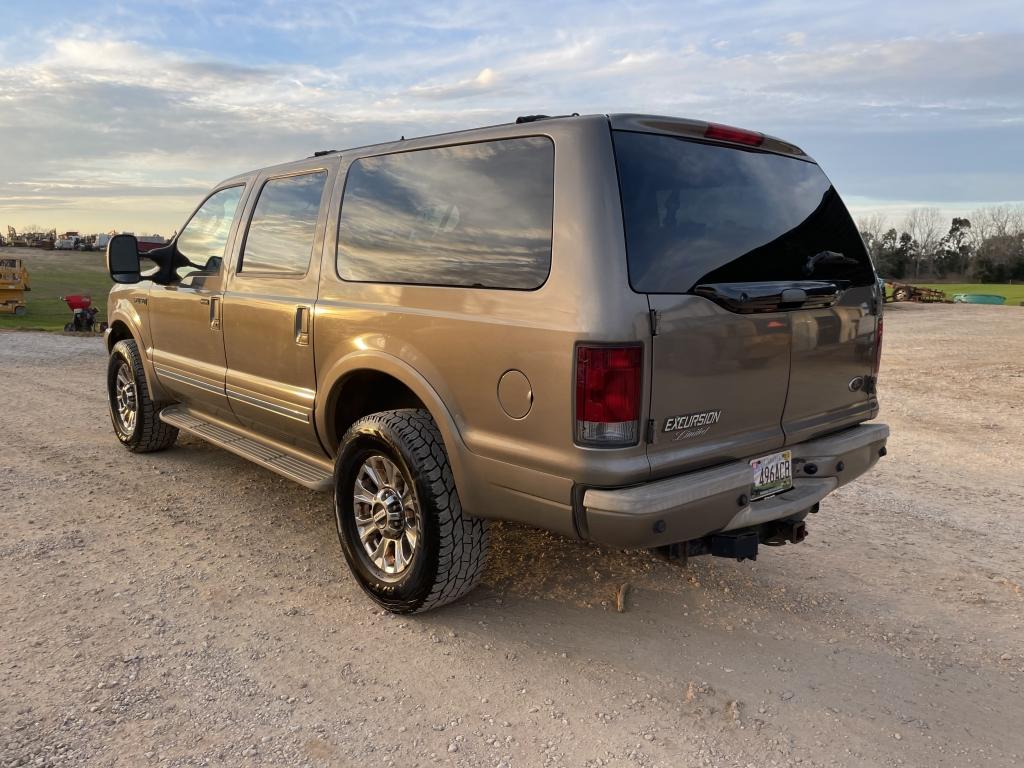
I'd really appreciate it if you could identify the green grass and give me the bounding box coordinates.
[915,283,1024,306]
[0,248,112,331]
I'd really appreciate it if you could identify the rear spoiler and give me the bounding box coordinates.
[608,114,811,161]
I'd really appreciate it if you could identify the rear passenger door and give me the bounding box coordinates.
[221,167,332,454]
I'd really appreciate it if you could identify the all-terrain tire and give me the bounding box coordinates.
[334,409,489,614]
[107,338,179,453]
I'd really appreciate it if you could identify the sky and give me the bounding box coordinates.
[1,0,1022,235]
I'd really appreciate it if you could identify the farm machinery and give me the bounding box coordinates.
[0,257,30,315]
[7,227,56,249]
[61,294,105,332]
[884,281,948,303]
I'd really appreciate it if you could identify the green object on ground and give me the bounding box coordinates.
[953,294,1006,304]
[916,283,1024,305]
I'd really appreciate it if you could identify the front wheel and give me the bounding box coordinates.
[334,409,489,614]
[106,339,178,452]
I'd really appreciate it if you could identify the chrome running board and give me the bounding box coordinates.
[159,405,332,491]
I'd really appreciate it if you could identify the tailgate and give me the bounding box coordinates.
[612,125,880,478]
[647,294,790,475]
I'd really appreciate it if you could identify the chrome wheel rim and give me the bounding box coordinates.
[114,363,138,435]
[352,454,420,578]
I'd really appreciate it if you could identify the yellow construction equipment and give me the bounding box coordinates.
[0,256,30,315]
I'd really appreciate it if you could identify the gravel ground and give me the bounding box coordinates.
[2,302,1023,768]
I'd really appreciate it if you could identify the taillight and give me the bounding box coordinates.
[575,345,643,446]
[704,122,765,147]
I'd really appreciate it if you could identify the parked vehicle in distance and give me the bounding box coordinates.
[55,232,81,250]
[104,113,889,613]
[136,235,167,253]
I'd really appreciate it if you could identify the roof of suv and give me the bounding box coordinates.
[218,113,811,188]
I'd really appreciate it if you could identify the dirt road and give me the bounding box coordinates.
[2,303,1023,768]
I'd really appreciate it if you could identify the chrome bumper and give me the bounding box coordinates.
[582,423,889,548]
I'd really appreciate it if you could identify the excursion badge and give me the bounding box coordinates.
[663,409,722,440]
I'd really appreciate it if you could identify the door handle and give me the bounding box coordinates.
[294,306,310,346]
[209,296,222,331]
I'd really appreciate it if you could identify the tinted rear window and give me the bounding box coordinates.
[613,131,874,293]
[337,137,554,289]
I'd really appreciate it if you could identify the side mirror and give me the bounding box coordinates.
[107,234,141,283]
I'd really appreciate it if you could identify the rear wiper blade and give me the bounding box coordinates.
[804,250,859,277]
[693,281,840,314]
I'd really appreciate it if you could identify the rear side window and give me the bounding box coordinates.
[337,137,554,289]
[240,171,327,274]
[613,131,875,293]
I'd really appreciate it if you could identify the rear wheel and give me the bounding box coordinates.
[893,286,912,302]
[334,409,489,613]
[13,305,26,316]
[106,338,178,452]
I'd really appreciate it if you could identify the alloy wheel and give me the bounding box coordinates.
[113,363,138,435]
[352,454,421,578]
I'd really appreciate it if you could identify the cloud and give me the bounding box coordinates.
[0,2,1022,232]
[408,67,501,100]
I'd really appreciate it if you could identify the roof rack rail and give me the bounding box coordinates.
[515,113,579,124]
[311,149,338,157]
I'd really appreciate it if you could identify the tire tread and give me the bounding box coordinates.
[110,339,178,453]
[342,409,489,613]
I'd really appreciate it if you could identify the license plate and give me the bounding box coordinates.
[749,450,793,501]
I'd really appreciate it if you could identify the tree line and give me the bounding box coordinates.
[858,205,1024,283]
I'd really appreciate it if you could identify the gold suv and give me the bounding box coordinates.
[105,114,889,613]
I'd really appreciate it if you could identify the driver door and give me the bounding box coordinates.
[148,184,248,422]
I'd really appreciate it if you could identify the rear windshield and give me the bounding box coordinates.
[613,130,875,293]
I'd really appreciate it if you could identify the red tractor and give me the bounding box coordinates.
[61,294,105,333]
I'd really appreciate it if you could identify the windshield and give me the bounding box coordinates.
[613,130,875,293]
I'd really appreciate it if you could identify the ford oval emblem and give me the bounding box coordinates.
[848,376,865,392]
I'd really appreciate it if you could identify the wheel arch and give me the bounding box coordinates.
[316,352,473,505]
[105,306,170,402]
[105,319,134,352]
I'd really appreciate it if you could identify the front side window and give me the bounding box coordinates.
[176,186,244,271]
[240,171,328,274]
[337,137,554,289]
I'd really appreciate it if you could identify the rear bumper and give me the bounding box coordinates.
[582,423,889,548]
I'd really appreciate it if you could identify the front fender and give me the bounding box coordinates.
[106,290,170,402]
